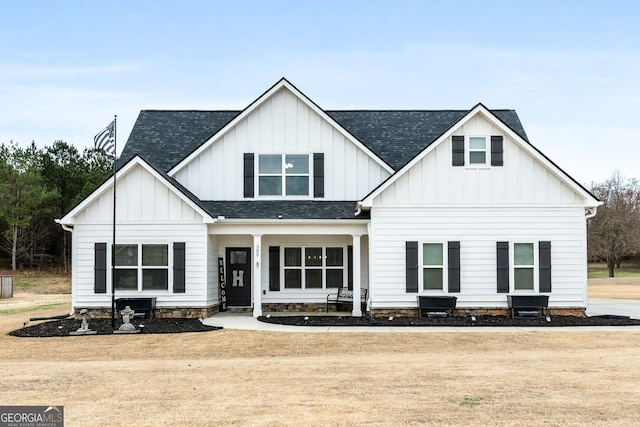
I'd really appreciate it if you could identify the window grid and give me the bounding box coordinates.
[283,246,345,289]
[258,154,311,197]
[114,243,170,291]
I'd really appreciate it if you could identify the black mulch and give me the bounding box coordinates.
[258,314,640,327]
[9,318,221,338]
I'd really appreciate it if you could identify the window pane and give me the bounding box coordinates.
[423,243,443,266]
[114,269,137,290]
[469,137,486,149]
[142,244,168,266]
[284,248,301,266]
[114,244,138,266]
[326,269,344,288]
[469,151,486,164]
[514,243,534,265]
[258,154,282,173]
[284,269,301,288]
[143,269,168,290]
[285,154,309,174]
[305,269,322,288]
[423,268,443,290]
[514,268,534,290]
[285,176,309,195]
[326,247,343,266]
[259,176,282,195]
[305,247,322,266]
[229,250,247,265]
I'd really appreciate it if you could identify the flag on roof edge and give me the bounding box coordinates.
[94,120,116,157]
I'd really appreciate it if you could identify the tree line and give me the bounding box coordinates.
[0,140,638,277]
[0,141,112,271]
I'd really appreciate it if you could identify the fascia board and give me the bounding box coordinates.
[59,156,215,225]
[169,78,394,176]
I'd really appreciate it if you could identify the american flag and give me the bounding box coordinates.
[94,119,116,157]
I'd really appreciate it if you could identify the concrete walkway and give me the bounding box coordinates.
[202,299,640,333]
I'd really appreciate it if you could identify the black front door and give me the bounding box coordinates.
[225,248,251,306]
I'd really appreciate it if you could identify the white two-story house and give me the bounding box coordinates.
[58,78,600,318]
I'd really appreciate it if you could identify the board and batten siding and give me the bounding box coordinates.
[71,164,209,308]
[75,165,202,223]
[369,206,587,308]
[172,87,390,200]
[378,115,584,206]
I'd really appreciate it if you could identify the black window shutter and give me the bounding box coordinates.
[313,153,324,198]
[269,246,280,291]
[243,153,254,198]
[173,242,186,293]
[406,241,419,293]
[539,241,552,292]
[491,136,504,166]
[448,241,461,293]
[452,136,465,166]
[347,245,353,290]
[496,242,509,293]
[94,242,107,294]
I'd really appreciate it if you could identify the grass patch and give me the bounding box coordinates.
[452,396,487,407]
[0,302,66,316]
[588,259,640,278]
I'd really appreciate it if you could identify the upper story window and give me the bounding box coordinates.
[451,135,503,167]
[258,154,310,196]
[468,137,487,165]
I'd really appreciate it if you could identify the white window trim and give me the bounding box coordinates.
[466,135,489,167]
[419,242,447,293]
[509,241,538,293]
[113,243,172,293]
[281,246,347,290]
[256,152,313,199]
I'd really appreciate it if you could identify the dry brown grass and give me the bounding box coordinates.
[0,276,640,426]
[588,276,640,299]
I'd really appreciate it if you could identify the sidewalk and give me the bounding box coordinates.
[203,299,640,333]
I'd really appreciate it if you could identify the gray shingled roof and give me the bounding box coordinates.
[119,108,528,172]
[201,200,366,220]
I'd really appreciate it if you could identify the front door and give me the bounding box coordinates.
[225,248,251,306]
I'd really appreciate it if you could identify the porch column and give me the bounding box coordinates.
[253,234,262,317]
[351,233,362,317]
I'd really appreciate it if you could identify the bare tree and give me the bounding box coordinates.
[588,171,640,277]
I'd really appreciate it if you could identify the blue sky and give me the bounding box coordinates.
[1,0,638,184]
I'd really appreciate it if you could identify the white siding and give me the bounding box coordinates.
[378,115,583,206]
[369,206,587,309]
[76,165,201,223]
[71,164,210,308]
[72,223,208,308]
[173,87,390,200]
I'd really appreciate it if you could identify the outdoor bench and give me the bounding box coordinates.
[417,295,457,318]
[507,295,550,319]
[115,297,157,319]
[326,288,368,313]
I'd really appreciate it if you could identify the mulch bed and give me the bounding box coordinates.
[258,314,640,327]
[9,318,221,338]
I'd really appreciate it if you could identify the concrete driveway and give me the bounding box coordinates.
[587,298,640,319]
